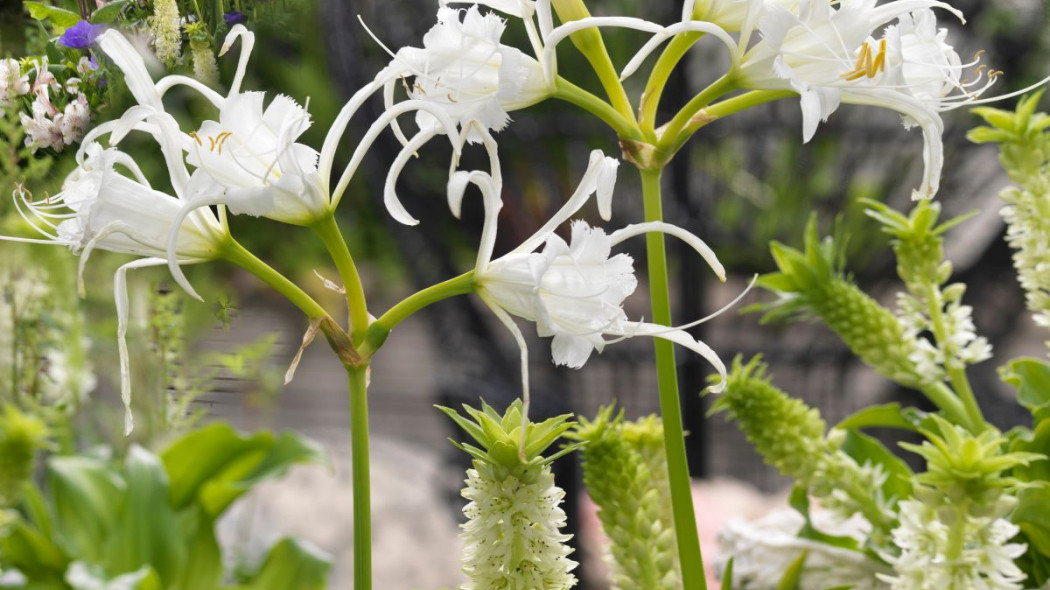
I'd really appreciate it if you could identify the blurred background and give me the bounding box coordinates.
[3,0,1050,588]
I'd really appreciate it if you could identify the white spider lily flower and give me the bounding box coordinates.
[5,144,226,434]
[184,91,328,225]
[0,58,29,108]
[734,0,1049,199]
[451,149,728,415]
[379,5,548,143]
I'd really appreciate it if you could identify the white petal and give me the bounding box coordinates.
[114,257,170,435]
[550,333,595,368]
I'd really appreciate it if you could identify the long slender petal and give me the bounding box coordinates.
[608,222,725,280]
[165,196,227,301]
[542,17,665,84]
[620,21,739,81]
[113,257,169,434]
[318,79,384,184]
[479,291,532,443]
[155,74,225,106]
[97,30,162,109]
[384,129,437,225]
[621,321,727,392]
[219,24,255,97]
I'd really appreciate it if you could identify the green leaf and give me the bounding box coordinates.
[47,456,124,563]
[841,430,913,502]
[720,558,733,590]
[787,487,860,551]
[24,2,81,34]
[175,506,223,590]
[161,424,325,516]
[1012,420,1050,483]
[89,0,130,23]
[1000,358,1050,414]
[836,403,923,432]
[776,550,808,590]
[103,446,185,586]
[0,521,69,583]
[1015,486,1050,558]
[233,538,331,590]
[197,431,326,517]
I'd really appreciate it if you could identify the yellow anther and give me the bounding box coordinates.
[214,131,232,155]
[841,38,887,81]
[188,131,202,146]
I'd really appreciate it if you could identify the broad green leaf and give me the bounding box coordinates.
[175,506,223,590]
[1011,420,1050,483]
[841,430,912,502]
[24,2,81,33]
[47,456,124,563]
[89,0,129,23]
[1015,486,1050,557]
[787,487,860,551]
[196,432,326,517]
[232,538,331,590]
[162,424,324,516]
[0,520,69,583]
[836,403,922,432]
[1000,358,1050,414]
[103,446,185,586]
[776,550,808,590]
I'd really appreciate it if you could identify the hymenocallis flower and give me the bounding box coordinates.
[5,143,227,434]
[448,144,730,414]
[734,0,1048,199]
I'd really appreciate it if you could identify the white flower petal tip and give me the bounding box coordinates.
[596,156,619,221]
[219,24,251,56]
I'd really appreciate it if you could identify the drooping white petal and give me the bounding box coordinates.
[621,321,727,392]
[113,257,169,434]
[97,30,162,110]
[219,24,255,97]
[609,221,725,280]
[620,20,740,81]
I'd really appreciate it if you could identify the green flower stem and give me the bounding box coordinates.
[362,272,476,356]
[663,90,795,155]
[639,168,707,590]
[553,78,642,141]
[921,284,985,431]
[313,214,371,342]
[919,381,979,433]
[219,238,330,321]
[640,32,704,134]
[549,0,637,124]
[657,74,736,147]
[346,364,372,590]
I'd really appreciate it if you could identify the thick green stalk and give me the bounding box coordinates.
[220,239,329,321]
[313,214,371,341]
[640,33,704,134]
[663,90,795,155]
[639,168,707,590]
[554,78,643,141]
[362,272,476,356]
[657,75,736,146]
[346,365,372,590]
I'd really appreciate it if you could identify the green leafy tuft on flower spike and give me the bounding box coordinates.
[571,407,680,590]
[441,399,579,590]
[751,216,924,388]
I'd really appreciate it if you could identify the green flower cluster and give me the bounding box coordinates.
[753,218,924,388]
[572,408,679,590]
[710,357,897,543]
[441,400,579,590]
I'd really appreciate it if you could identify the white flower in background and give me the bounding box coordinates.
[60,94,92,145]
[379,5,548,143]
[716,509,892,590]
[185,91,328,225]
[450,146,730,412]
[20,95,64,152]
[76,57,97,77]
[881,500,1028,590]
[0,58,29,107]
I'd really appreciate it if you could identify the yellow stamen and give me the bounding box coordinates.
[188,131,202,146]
[841,39,887,81]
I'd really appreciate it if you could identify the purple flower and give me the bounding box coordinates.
[223,11,247,26]
[59,21,106,50]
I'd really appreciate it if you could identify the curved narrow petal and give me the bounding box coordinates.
[478,291,532,450]
[384,130,436,226]
[155,74,225,107]
[620,21,739,81]
[510,150,613,255]
[608,221,726,280]
[622,321,727,392]
[318,79,384,185]
[113,257,170,434]
[97,30,161,109]
[448,170,504,271]
[76,220,137,297]
[330,99,462,209]
[842,88,944,199]
[219,24,255,97]
[542,17,665,83]
[166,197,227,301]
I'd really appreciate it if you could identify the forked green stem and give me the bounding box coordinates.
[639,168,708,590]
[220,238,329,321]
[313,214,371,342]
